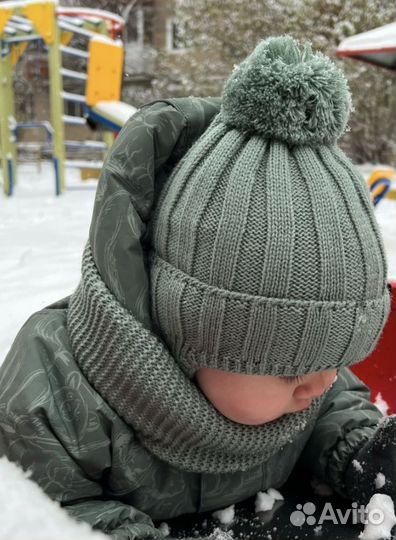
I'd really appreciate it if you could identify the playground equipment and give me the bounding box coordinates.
[368,168,396,206]
[337,21,396,70]
[0,1,137,196]
[337,24,396,206]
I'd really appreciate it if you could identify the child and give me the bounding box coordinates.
[0,36,395,540]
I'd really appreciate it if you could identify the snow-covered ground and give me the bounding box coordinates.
[0,163,96,361]
[0,162,395,362]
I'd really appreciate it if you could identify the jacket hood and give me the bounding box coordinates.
[88,98,221,332]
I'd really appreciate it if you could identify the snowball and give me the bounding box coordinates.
[267,488,284,501]
[210,527,234,539]
[374,393,389,416]
[353,459,364,473]
[91,34,123,47]
[255,491,275,512]
[157,522,170,537]
[212,505,235,525]
[93,101,137,125]
[358,494,396,540]
[375,473,386,489]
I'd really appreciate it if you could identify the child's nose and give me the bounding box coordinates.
[295,371,336,400]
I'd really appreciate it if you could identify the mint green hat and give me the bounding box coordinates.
[149,36,391,378]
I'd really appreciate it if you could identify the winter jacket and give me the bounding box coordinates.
[0,98,384,540]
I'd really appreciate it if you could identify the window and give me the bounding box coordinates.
[128,7,145,47]
[166,18,186,52]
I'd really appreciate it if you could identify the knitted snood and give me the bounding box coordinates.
[67,243,326,474]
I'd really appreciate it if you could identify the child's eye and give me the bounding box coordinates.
[282,375,304,385]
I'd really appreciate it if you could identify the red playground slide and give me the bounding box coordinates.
[350,281,396,414]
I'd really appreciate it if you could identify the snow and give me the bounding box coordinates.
[375,473,386,490]
[266,488,284,501]
[0,0,57,9]
[358,164,396,280]
[212,505,235,525]
[63,115,87,126]
[65,159,103,169]
[210,528,234,540]
[91,34,123,47]
[0,163,95,361]
[374,392,389,416]
[358,494,396,540]
[337,22,396,54]
[61,90,86,103]
[8,19,32,33]
[255,488,284,513]
[25,0,58,5]
[92,101,137,126]
[8,116,16,129]
[59,20,99,39]
[56,6,125,28]
[4,26,16,36]
[157,522,170,537]
[0,456,108,540]
[60,67,88,81]
[374,199,396,280]
[255,491,275,512]
[352,459,364,473]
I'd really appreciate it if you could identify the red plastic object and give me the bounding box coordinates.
[350,281,396,414]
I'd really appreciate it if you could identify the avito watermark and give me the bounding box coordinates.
[290,501,384,527]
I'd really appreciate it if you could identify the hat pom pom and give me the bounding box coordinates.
[221,36,352,146]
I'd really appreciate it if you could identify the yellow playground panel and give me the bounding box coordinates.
[80,168,101,181]
[22,1,56,45]
[86,37,124,106]
[0,8,13,34]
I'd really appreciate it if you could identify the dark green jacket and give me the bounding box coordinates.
[0,98,383,540]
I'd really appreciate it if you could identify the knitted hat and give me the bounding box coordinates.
[149,36,391,379]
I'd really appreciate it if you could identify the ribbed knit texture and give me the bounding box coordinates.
[148,38,391,378]
[67,243,326,474]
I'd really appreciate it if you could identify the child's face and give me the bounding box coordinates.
[195,367,338,425]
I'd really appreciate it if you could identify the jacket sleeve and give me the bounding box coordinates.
[295,367,383,499]
[0,310,163,540]
[65,500,163,540]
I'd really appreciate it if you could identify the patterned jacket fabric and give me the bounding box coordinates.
[0,98,384,540]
